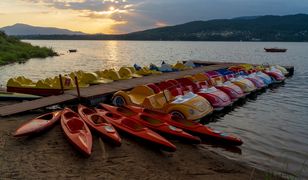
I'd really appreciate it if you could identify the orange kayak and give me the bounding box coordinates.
[124,105,243,146]
[13,111,62,137]
[96,107,176,152]
[99,104,201,144]
[78,104,121,146]
[61,108,92,156]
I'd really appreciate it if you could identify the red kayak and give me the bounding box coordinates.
[13,111,62,137]
[95,107,177,152]
[78,104,121,146]
[99,104,201,144]
[124,105,243,146]
[61,108,92,156]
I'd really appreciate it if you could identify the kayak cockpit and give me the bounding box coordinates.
[139,115,162,125]
[121,118,144,131]
[117,107,137,116]
[90,114,108,125]
[64,112,79,119]
[66,118,86,132]
[171,116,195,126]
[82,108,95,115]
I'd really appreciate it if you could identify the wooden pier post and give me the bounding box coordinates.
[59,74,64,94]
[74,76,81,100]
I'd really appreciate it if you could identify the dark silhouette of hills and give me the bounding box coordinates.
[8,14,308,41]
[0,23,85,35]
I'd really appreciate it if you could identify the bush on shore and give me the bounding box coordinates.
[0,31,57,65]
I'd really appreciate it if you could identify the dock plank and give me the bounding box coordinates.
[0,94,76,116]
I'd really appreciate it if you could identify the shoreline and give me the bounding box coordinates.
[0,32,58,67]
[0,112,283,179]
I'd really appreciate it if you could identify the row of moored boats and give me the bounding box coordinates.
[5,61,195,97]
[13,63,289,156]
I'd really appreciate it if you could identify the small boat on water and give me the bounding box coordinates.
[264,48,287,52]
[68,49,77,53]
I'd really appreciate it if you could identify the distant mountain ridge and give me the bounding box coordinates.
[0,23,85,35]
[6,14,308,41]
[124,14,308,41]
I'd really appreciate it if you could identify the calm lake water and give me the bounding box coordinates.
[1,40,308,178]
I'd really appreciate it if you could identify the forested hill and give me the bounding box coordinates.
[0,32,56,65]
[17,14,308,42]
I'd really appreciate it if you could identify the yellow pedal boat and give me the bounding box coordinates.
[172,62,193,71]
[7,75,76,96]
[229,76,257,93]
[96,69,131,81]
[118,67,143,78]
[112,85,213,121]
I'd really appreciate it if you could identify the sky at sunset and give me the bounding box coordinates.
[0,0,308,34]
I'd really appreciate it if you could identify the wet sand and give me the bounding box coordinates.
[0,113,282,180]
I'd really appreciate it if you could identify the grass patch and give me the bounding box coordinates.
[0,31,57,66]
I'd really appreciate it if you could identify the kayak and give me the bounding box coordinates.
[99,104,201,144]
[124,105,243,146]
[13,111,62,137]
[61,108,92,156]
[77,104,121,146]
[0,91,41,101]
[95,107,177,152]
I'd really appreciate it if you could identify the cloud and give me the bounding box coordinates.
[20,0,308,33]
[23,0,137,12]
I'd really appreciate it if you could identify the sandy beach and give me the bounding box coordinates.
[0,112,283,180]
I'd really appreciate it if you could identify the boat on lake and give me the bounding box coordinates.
[264,48,287,52]
[68,49,77,53]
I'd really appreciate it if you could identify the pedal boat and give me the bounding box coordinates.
[112,85,213,121]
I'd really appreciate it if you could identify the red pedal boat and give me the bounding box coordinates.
[13,111,62,137]
[95,106,177,152]
[175,78,232,111]
[78,104,121,146]
[124,105,243,146]
[61,108,92,156]
[201,71,246,102]
[99,104,201,144]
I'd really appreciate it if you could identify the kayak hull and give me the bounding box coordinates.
[124,105,243,146]
[96,106,176,152]
[100,104,201,144]
[78,104,121,146]
[61,108,92,156]
[13,111,62,137]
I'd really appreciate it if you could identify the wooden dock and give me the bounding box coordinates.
[0,63,236,117]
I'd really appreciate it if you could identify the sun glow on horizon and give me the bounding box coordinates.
[0,0,136,34]
[109,6,115,11]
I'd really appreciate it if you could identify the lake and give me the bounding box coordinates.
[1,40,308,178]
